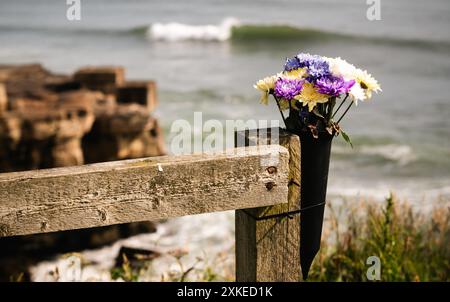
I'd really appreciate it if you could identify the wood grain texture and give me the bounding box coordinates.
[0,145,289,237]
[235,128,301,282]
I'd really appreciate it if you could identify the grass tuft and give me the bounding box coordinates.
[308,194,450,281]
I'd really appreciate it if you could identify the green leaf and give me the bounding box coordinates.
[340,129,353,148]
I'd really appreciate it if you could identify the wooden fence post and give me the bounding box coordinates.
[235,128,301,281]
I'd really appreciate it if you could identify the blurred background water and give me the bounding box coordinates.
[1,0,449,204]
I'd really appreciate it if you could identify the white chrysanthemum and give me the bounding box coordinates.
[354,69,382,99]
[349,83,366,104]
[326,57,357,81]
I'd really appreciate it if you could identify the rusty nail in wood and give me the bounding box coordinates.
[266,166,277,174]
[265,181,276,191]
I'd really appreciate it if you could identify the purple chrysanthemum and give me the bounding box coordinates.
[284,57,301,71]
[295,53,331,82]
[307,59,331,82]
[274,77,304,100]
[296,53,316,67]
[315,75,355,97]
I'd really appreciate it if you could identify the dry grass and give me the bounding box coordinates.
[308,194,450,281]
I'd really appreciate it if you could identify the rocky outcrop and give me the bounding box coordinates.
[0,64,165,172]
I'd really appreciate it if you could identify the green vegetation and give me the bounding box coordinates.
[111,254,139,282]
[308,194,450,281]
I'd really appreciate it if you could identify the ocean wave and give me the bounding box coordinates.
[144,17,344,42]
[333,143,417,166]
[147,17,240,42]
[142,18,450,51]
[359,144,417,166]
[2,19,449,51]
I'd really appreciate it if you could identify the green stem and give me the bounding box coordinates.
[274,96,287,127]
[332,94,348,119]
[327,97,336,123]
[336,100,354,124]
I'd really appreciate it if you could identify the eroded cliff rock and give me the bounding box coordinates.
[0,64,165,172]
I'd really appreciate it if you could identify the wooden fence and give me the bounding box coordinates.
[0,128,301,281]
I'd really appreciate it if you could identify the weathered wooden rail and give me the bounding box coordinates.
[0,129,301,281]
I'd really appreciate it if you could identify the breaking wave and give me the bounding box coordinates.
[144,17,346,42]
[142,18,450,52]
[147,17,240,42]
[358,144,417,166]
[333,143,417,166]
[2,18,449,51]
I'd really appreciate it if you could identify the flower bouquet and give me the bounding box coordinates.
[255,53,381,143]
[254,53,381,279]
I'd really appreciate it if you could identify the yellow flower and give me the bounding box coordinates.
[254,74,278,105]
[278,98,289,110]
[283,67,307,79]
[294,82,328,111]
[354,69,381,99]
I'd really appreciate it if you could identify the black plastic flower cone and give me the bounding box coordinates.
[298,130,333,280]
[300,202,326,279]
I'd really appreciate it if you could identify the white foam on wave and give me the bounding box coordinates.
[334,143,417,166]
[359,144,416,165]
[147,17,240,42]
[327,177,450,206]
